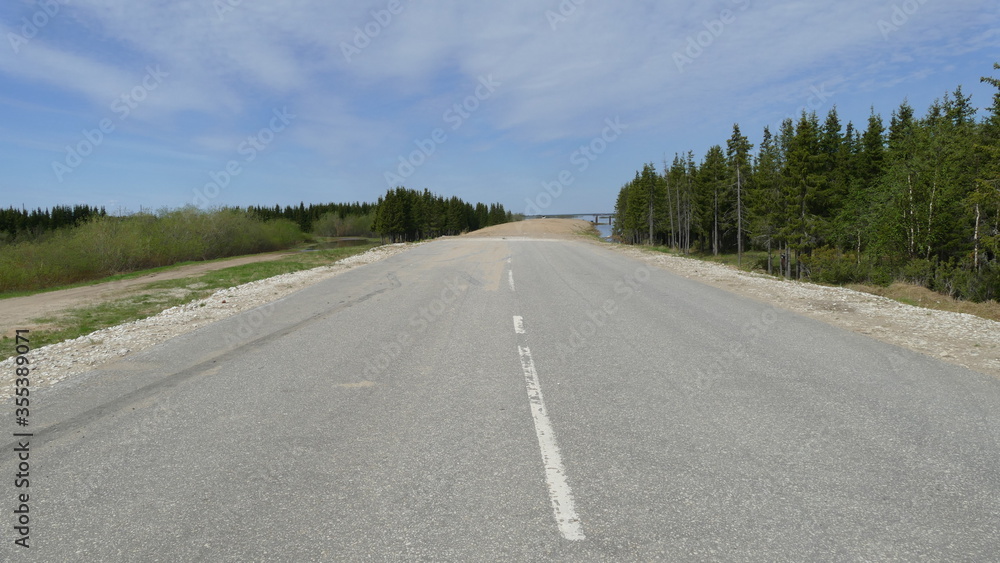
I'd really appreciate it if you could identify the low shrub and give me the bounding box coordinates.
[312,212,375,238]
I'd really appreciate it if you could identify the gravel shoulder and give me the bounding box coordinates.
[610,245,1000,379]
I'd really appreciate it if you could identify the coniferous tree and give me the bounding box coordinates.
[783,111,824,276]
[818,107,850,243]
[841,110,886,257]
[697,145,729,255]
[727,124,753,267]
[750,126,783,273]
[622,171,646,244]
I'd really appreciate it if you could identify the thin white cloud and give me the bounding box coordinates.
[0,25,137,104]
[7,0,995,137]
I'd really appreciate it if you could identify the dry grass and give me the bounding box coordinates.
[847,282,1000,322]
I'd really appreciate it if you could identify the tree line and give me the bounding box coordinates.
[373,187,515,242]
[242,201,376,233]
[3,187,513,248]
[0,204,107,243]
[613,62,1000,302]
[0,202,378,244]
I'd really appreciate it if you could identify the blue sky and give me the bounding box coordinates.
[1,1,998,215]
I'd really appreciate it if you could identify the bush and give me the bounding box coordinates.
[312,212,374,238]
[803,247,869,285]
[899,258,935,287]
[932,261,1000,302]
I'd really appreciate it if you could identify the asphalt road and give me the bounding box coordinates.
[4,236,999,561]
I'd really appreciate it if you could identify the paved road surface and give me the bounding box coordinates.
[3,236,999,561]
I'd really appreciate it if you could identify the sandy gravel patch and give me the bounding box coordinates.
[462,218,594,239]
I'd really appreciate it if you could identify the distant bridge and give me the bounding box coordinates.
[591,214,614,225]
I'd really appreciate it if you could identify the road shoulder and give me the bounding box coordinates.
[608,244,1000,379]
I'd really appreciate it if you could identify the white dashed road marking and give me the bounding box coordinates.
[512,315,585,541]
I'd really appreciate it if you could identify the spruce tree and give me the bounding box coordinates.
[726,125,753,267]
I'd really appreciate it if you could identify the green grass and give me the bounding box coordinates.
[573,224,603,240]
[5,241,381,350]
[144,242,378,291]
[29,292,206,349]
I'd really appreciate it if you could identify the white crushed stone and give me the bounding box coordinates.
[0,243,417,399]
[613,245,1000,378]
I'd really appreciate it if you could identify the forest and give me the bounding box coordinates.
[373,187,514,242]
[613,63,1000,302]
[0,204,108,243]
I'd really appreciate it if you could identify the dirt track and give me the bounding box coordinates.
[0,251,294,338]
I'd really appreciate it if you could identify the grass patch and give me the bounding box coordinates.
[145,242,378,291]
[28,291,208,349]
[574,224,603,240]
[5,241,380,350]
